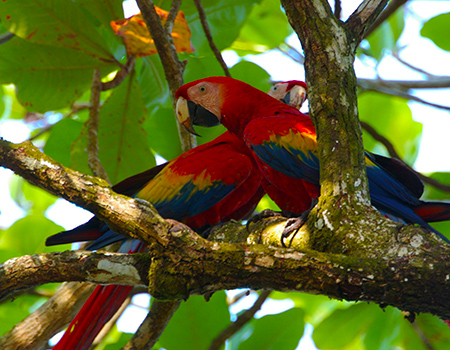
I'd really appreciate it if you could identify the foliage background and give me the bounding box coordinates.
[1,0,450,349]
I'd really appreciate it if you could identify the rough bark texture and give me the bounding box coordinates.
[280,0,391,253]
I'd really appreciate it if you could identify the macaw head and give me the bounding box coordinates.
[176,76,292,136]
[267,80,307,110]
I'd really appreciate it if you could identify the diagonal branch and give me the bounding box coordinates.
[136,0,196,152]
[193,0,231,78]
[208,290,271,350]
[364,0,408,38]
[346,0,390,43]
[122,299,181,350]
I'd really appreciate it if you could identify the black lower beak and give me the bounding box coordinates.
[187,100,220,128]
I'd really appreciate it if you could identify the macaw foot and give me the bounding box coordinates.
[281,198,318,247]
[246,209,296,231]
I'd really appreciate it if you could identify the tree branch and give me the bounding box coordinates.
[88,68,111,183]
[0,251,149,301]
[193,0,231,78]
[136,0,196,152]
[122,300,181,350]
[364,0,408,38]
[358,77,450,90]
[163,0,182,34]
[0,282,95,350]
[346,0,389,42]
[208,290,271,350]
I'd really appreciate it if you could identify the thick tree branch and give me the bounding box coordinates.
[122,300,181,350]
[0,251,149,301]
[0,282,95,350]
[136,0,196,152]
[2,139,450,328]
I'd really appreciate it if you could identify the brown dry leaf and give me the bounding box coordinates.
[111,8,194,57]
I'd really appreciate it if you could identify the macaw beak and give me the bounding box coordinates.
[176,96,200,136]
[176,96,221,136]
[284,85,307,110]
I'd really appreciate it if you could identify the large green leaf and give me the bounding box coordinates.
[396,313,450,350]
[0,294,44,336]
[313,303,374,349]
[0,214,66,262]
[75,0,124,32]
[423,172,450,200]
[363,7,405,61]
[182,0,259,53]
[421,13,450,52]
[156,292,230,349]
[0,0,115,60]
[44,117,86,168]
[98,71,155,184]
[232,0,292,55]
[235,308,305,350]
[358,92,422,164]
[0,36,116,112]
[229,60,271,91]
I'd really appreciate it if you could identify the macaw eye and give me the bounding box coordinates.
[273,86,278,90]
[200,86,206,92]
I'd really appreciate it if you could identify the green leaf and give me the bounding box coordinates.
[313,303,373,348]
[21,181,58,215]
[364,7,405,60]
[0,294,43,336]
[74,0,124,32]
[157,292,230,349]
[0,0,115,60]
[0,214,66,261]
[421,13,450,52]
[232,0,292,55]
[395,313,450,350]
[237,308,305,350]
[183,0,259,53]
[0,36,116,112]
[363,306,401,350]
[44,118,85,168]
[145,107,182,160]
[98,71,155,184]
[229,60,271,92]
[358,92,422,164]
[423,172,450,200]
[138,56,171,110]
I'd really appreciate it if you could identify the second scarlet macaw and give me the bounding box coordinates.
[46,130,263,350]
[175,76,450,242]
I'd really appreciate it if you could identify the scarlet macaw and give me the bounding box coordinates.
[175,76,450,242]
[46,130,263,350]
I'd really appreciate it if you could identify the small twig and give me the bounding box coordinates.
[163,0,182,34]
[193,0,231,78]
[227,289,251,306]
[358,77,450,90]
[334,0,342,19]
[90,297,132,349]
[208,290,271,350]
[411,321,435,350]
[392,51,437,78]
[360,121,400,159]
[27,103,90,141]
[276,44,305,65]
[101,56,136,91]
[122,300,181,350]
[0,31,15,45]
[361,121,450,193]
[88,69,111,184]
[358,81,450,111]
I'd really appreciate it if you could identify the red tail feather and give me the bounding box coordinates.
[414,202,450,222]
